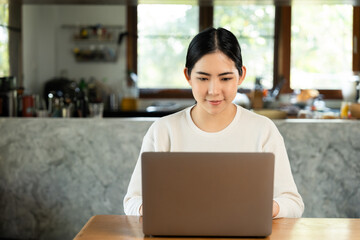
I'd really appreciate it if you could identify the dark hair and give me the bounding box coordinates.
[185,27,243,77]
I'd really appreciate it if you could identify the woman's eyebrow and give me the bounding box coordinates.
[218,72,234,76]
[196,71,234,76]
[196,71,211,76]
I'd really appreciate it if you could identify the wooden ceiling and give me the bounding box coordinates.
[21,0,360,6]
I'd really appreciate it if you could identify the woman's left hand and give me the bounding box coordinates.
[272,200,280,218]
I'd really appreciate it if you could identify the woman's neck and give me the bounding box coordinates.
[190,104,237,132]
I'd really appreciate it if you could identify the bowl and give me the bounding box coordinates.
[253,109,287,119]
[349,103,360,119]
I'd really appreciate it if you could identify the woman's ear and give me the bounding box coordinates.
[237,66,247,86]
[184,68,192,86]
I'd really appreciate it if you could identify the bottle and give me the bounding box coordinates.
[340,101,350,119]
[51,97,62,117]
[75,78,89,117]
[121,71,139,111]
[17,86,24,117]
[22,95,35,117]
[87,77,98,103]
[252,77,264,109]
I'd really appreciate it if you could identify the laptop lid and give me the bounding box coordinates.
[141,152,274,237]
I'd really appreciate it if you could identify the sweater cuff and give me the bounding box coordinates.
[124,196,143,216]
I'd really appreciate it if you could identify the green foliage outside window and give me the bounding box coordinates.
[138,4,275,90]
[136,4,353,91]
[0,1,9,77]
[138,4,198,89]
[291,5,352,89]
[214,5,275,90]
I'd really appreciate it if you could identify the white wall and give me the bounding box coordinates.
[22,4,127,96]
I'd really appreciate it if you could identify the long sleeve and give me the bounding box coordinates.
[123,120,170,215]
[263,121,304,218]
[123,155,143,215]
[123,125,154,215]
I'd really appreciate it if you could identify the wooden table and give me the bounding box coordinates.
[74,215,360,240]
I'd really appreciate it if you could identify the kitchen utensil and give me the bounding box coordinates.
[89,102,104,118]
[341,76,358,102]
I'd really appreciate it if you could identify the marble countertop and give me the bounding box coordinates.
[0,117,359,240]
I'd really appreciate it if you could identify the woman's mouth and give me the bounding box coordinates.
[208,100,222,106]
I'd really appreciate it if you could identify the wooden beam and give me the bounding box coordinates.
[199,5,213,31]
[353,6,360,72]
[9,0,23,87]
[127,5,137,74]
[274,6,292,93]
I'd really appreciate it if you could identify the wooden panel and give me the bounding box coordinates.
[22,0,138,4]
[21,0,360,6]
[140,88,193,99]
[274,6,292,94]
[318,90,343,100]
[353,6,360,72]
[199,5,213,31]
[8,0,23,87]
[127,5,137,74]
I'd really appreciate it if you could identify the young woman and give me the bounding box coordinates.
[124,27,304,218]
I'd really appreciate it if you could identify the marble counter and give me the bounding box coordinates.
[0,118,359,240]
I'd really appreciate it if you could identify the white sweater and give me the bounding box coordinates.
[123,105,304,218]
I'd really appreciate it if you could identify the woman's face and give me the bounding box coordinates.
[184,51,246,117]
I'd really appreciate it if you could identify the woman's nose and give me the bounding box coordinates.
[208,80,220,95]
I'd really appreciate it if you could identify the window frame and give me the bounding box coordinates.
[129,4,211,99]
[128,4,360,100]
[285,5,357,99]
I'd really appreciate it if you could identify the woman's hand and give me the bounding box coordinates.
[272,200,280,218]
[139,205,143,216]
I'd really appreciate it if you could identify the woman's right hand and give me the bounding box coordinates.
[272,200,279,218]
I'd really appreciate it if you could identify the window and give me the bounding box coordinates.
[137,4,199,89]
[132,4,357,99]
[291,5,353,90]
[214,5,275,90]
[0,1,9,77]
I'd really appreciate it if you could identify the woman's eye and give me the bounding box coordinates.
[222,77,232,81]
[197,77,208,81]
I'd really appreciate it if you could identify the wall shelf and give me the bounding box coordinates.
[62,24,124,63]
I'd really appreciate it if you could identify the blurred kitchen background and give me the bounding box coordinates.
[1,0,360,119]
[1,2,360,240]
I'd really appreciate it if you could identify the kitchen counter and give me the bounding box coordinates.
[0,118,359,240]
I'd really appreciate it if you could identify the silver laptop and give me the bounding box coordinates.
[141,152,275,237]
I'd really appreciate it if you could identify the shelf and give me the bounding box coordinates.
[73,47,118,62]
[73,38,117,43]
[62,24,124,63]
[61,24,123,30]
[62,24,123,43]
